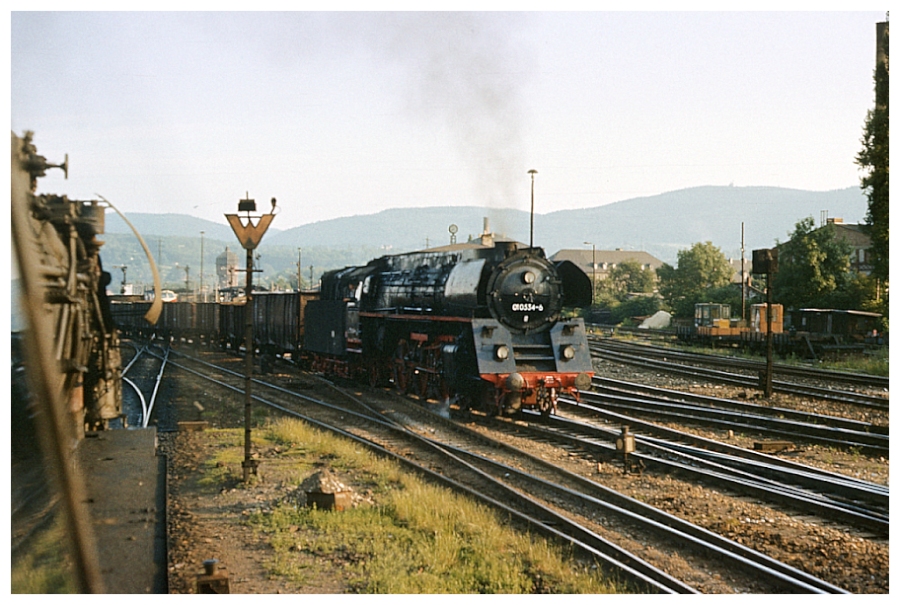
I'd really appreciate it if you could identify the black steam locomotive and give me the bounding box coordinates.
[304,240,595,416]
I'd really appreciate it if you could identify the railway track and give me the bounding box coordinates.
[121,338,170,429]
[591,376,888,434]
[153,345,853,593]
[154,348,689,593]
[584,378,889,455]
[469,405,888,538]
[589,335,889,391]
[589,339,889,410]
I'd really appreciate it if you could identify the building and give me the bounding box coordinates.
[825,219,874,276]
[216,247,240,289]
[550,248,665,287]
[774,218,874,277]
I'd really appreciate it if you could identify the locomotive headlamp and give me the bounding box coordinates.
[494,344,510,361]
[523,271,536,284]
[561,344,576,360]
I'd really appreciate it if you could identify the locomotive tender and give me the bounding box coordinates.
[304,240,595,416]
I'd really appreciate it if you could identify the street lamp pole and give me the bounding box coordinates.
[528,169,538,248]
[225,193,277,482]
[297,247,302,291]
[200,231,205,302]
[584,241,596,305]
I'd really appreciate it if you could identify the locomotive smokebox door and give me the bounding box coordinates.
[752,248,778,274]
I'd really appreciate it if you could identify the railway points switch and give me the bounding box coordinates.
[616,426,644,475]
[616,425,635,455]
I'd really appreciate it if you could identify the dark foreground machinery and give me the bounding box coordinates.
[11,131,123,437]
[12,131,128,593]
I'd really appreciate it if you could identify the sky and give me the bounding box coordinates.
[10,9,887,232]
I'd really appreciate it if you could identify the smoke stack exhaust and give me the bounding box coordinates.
[481,217,493,247]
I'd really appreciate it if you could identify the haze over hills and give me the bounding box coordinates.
[104,185,869,265]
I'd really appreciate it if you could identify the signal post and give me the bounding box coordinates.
[752,248,778,398]
[226,194,277,481]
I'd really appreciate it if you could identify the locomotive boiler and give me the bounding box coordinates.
[304,240,595,416]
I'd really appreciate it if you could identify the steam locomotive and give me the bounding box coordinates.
[304,240,595,416]
[11,131,123,437]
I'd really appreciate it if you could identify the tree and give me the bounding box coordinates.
[596,259,655,301]
[856,21,889,316]
[609,295,661,325]
[771,217,854,310]
[657,241,733,318]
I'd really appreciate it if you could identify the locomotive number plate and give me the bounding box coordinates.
[512,303,544,312]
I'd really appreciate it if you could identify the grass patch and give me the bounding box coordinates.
[195,428,246,489]
[823,348,889,377]
[11,512,78,593]
[248,418,622,594]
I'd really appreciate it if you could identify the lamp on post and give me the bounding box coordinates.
[528,169,538,248]
[584,241,596,305]
[225,193,277,482]
[200,231,205,302]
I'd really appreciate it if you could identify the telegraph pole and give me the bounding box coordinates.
[740,223,745,325]
[528,169,538,248]
[225,193,277,481]
[200,231,205,302]
[297,248,302,291]
[584,242,596,305]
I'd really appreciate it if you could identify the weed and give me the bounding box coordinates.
[11,512,77,593]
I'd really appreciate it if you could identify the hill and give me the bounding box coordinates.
[261,185,868,262]
[95,185,868,290]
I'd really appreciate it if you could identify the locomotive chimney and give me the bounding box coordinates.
[481,217,494,247]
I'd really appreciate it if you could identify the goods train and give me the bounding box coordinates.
[676,302,883,358]
[111,240,596,416]
[11,131,123,436]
